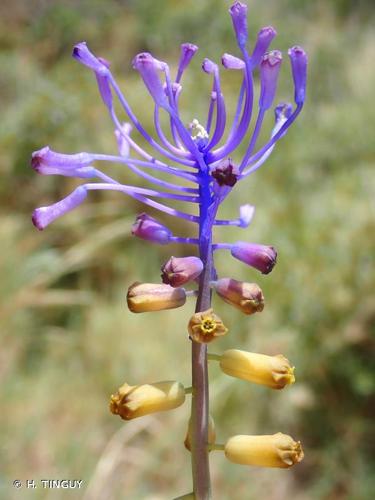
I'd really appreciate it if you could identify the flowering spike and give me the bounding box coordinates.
[230,242,277,274]
[250,26,277,68]
[224,433,304,468]
[177,43,198,82]
[219,349,295,389]
[259,50,282,110]
[161,256,203,287]
[229,2,248,49]
[131,213,173,245]
[132,52,168,107]
[32,186,87,230]
[213,278,264,315]
[126,282,186,313]
[110,381,186,420]
[288,45,308,104]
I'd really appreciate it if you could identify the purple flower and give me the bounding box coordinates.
[32,186,87,230]
[229,2,248,49]
[288,46,308,104]
[230,242,277,274]
[131,213,173,245]
[161,256,204,287]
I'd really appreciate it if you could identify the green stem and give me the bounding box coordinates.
[207,353,221,362]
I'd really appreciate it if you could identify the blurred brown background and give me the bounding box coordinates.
[0,0,374,499]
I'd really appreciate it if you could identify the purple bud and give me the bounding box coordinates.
[32,186,87,230]
[132,53,168,107]
[239,204,255,228]
[31,147,94,177]
[259,50,282,110]
[221,53,245,70]
[211,159,238,187]
[229,2,248,49]
[177,43,198,81]
[251,26,277,67]
[115,123,132,157]
[288,46,307,104]
[202,58,217,74]
[231,242,277,274]
[72,42,108,76]
[274,102,293,123]
[161,256,204,287]
[131,213,172,245]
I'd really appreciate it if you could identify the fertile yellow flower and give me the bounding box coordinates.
[110,381,186,420]
[184,414,216,452]
[224,433,304,468]
[126,282,186,313]
[219,349,295,389]
[188,308,228,343]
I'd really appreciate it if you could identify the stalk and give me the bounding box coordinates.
[190,172,216,499]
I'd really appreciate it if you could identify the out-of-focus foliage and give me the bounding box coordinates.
[0,1,374,499]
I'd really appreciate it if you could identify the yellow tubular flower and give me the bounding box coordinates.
[126,282,186,313]
[110,381,186,420]
[184,414,216,452]
[188,308,228,343]
[219,349,295,389]
[224,433,304,468]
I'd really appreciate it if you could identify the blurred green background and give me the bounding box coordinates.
[0,0,374,499]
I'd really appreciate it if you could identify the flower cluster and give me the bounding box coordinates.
[31,1,307,496]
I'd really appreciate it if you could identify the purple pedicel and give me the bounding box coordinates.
[288,46,308,104]
[131,213,173,245]
[231,241,277,274]
[259,50,282,110]
[32,186,87,230]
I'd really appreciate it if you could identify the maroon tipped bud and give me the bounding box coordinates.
[131,213,172,245]
[213,278,264,315]
[211,159,238,187]
[161,256,203,287]
[231,242,277,274]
